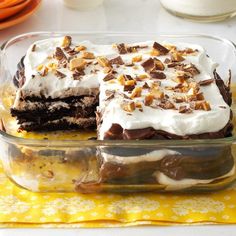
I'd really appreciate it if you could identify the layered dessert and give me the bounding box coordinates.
[11,36,99,131]
[97,41,232,140]
[7,36,234,191]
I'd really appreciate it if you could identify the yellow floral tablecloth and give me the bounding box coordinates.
[0,162,236,228]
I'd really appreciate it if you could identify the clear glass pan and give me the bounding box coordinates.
[0,32,236,193]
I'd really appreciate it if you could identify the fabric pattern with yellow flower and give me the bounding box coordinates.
[0,162,235,227]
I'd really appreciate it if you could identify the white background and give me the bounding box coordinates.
[1,0,236,43]
[1,0,236,235]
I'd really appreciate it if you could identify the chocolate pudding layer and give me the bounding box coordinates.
[98,146,234,184]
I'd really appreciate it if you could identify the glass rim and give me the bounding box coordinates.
[0,129,234,146]
[2,31,236,51]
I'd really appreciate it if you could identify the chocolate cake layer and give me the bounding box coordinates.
[18,117,96,131]
[11,96,98,123]
[11,93,98,131]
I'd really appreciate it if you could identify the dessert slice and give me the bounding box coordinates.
[97,41,232,140]
[11,36,100,131]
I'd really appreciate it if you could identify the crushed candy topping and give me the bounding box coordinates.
[34,36,214,114]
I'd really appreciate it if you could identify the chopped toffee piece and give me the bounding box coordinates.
[124,74,134,81]
[31,44,36,52]
[173,96,185,103]
[54,47,67,61]
[125,62,134,67]
[183,63,200,76]
[159,100,176,109]
[150,88,164,99]
[198,79,215,86]
[167,62,180,68]
[142,82,150,89]
[64,47,78,56]
[150,71,166,80]
[124,84,135,92]
[97,56,111,68]
[55,70,66,79]
[74,68,85,76]
[144,94,154,106]
[69,58,86,70]
[171,52,185,62]
[105,90,115,101]
[153,42,169,55]
[109,56,124,65]
[72,73,81,80]
[190,101,211,111]
[196,92,205,101]
[82,51,95,59]
[173,76,185,84]
[130,87,142,98]
[132,55,142,63]
[179,105,192,114]
[154,58,165,71]
[202,101,211,111]
[117,74,126,85]
[75,45,87,52]
[121,101,136,112]
[103,73,115,82]
[103,67,114,74]
[178,48,199,55]
[38,66,49,77]
[116,43,128,54]
[128,45,148,52]
[141,58,156,72]
[136,74,148,81]
[61,35,72,48]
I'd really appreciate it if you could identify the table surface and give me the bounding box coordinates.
[1,0,236,235]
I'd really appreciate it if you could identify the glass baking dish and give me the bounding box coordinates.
[0,32,236,193]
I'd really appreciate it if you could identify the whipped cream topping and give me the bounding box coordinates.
[16,38,101,101]
[13,37,231,137]
[97,41,230,138]
[154,166,235,190]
